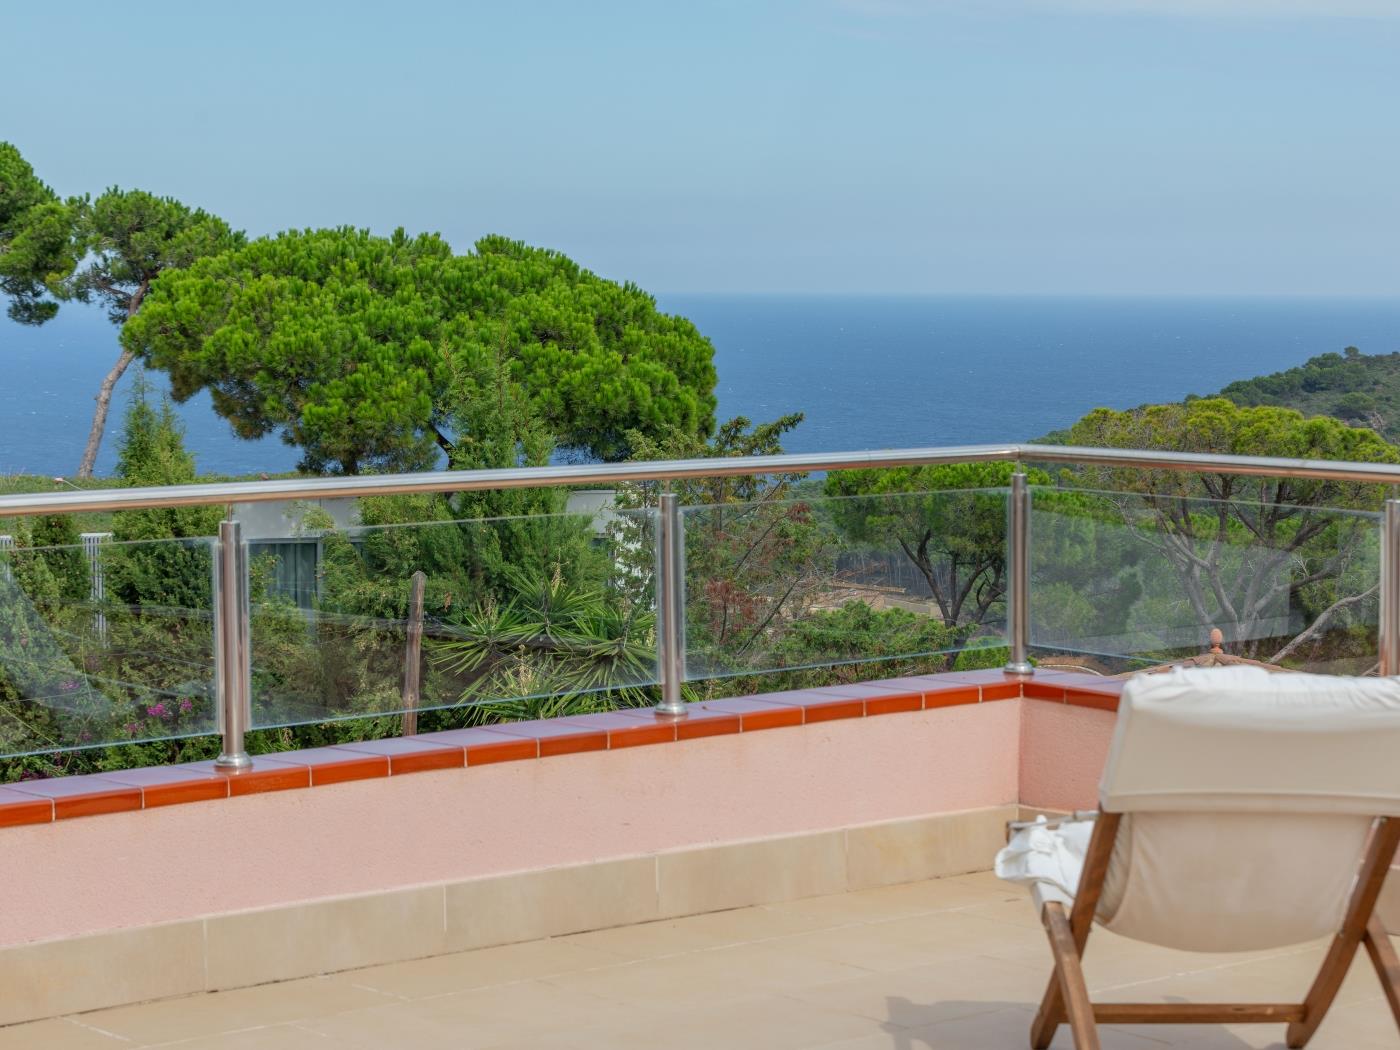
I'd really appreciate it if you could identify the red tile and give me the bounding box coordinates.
[1021,680,1067,701]
[331,737,465,775]
[0,786,54,827]
[255,748,389,786]
[674,707,742,740]
[787,689,865,723]
[1066,690,1120,712]
[684,697,802,733]
[981,680,1026,701]
[862,688,925,716]
[556,711,677,749]
[187,759,311,796]
[8,775,142,819]
[921,684,982,709]
[482,718,610,758]
[420,727,540,767]
[811,682,923,716]
[100,765,230,808]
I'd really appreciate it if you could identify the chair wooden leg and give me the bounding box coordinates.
[1286,819,1400,1048]
[1029,970,1063,1050]
[1364,915,1400,1033]
[1031,812,1121,1049]
[1042,902,1101,1050]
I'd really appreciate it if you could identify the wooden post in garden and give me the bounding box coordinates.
[401,570,426,736]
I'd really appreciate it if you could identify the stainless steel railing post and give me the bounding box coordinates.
[655,492,688,717]
[1381,500,1400,677]
[1004,472,1034,676]
[213,519,253,770]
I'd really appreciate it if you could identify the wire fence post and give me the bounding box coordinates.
[655,492,688,716]
[1004,471,1035,676]
[1382,500,1400,677]
[401,569,426,735]
[214,519,253,770]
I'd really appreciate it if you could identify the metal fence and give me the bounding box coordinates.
[4,441,1400,769]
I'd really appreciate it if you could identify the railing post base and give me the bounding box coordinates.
[213,752,253,772]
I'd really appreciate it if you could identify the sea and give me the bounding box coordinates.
[4,295,1400,478]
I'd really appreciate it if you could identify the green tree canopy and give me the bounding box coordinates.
[1060,398,1400,664]
[124,228,718,474]
[824,461,1048,641]
[0,143,244,475]
[0,143,79,325]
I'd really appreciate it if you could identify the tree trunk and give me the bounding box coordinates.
[76,279,149,479]
[77,346,137,479]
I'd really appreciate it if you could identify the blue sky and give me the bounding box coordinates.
[4,0,1398,294]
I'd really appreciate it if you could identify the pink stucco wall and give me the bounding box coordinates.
[0,701,1020,947]
[1018,699,1116,812]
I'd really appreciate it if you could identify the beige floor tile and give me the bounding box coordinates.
[766,877,1018,927]
[781,954,1051,1030]
[556,915,755,959]
[775,923,993,974]
[948,896,1047,930]
[74,973,395,1046]
[658,902,851,944]
[297,979,634,1049]
[817,1006,1166,1049]
[149,1024,336,1049]
[871,909,1048,959]
[344,938,629,999]
[538,950,765,1007]
[0,1018,127,1049]
[34,871,1395,1050]
[567,994,888,1050]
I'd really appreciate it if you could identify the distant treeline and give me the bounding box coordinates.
[1212,346,1400,445]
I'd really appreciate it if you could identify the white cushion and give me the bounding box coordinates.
[1101,667,1400,815]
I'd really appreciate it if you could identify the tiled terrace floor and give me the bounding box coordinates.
[10,872,1399,1050]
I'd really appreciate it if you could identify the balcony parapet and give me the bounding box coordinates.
[0,669,1123,828]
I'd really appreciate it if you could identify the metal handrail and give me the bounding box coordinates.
[6,441,1400,765]
[3,441,1398,518]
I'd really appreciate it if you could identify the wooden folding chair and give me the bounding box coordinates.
[1030,810,1400,1049]
[998,666,1400,1050]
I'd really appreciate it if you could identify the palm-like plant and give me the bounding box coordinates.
[432,564,656,723]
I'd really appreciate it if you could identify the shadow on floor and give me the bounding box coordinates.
[880,997,1271,1049]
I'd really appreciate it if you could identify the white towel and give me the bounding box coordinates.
[994,815,1094,908]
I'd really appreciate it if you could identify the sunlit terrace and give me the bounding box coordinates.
[2,442,1399,1048]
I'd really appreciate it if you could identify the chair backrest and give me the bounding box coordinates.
[1101,666,1400,816]
[1093,667,1400,952]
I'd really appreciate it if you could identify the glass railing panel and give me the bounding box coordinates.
[1029,486,1381,675]
[247,505,657,730]
[0,534,218,757]
[681,487,1010,690]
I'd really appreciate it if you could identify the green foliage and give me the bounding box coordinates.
[71,189,244,322]
[433,565,656,721]
[824,462,1048,648]
[105,379,224,608]
[125,228,718,473]
[0,142,81,324]
[1217,347,1400,443]
[1059,398,1397,664]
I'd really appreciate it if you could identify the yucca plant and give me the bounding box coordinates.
[431,564,656,723]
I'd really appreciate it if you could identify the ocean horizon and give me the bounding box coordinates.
[4,294,1400,478]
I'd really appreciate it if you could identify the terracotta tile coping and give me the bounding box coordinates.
[0,669,1123,829]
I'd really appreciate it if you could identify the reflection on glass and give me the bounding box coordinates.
[1029,487,1381,675]
[682,488,1010,686]
[0,535,217,756]
[248,506,657,729]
